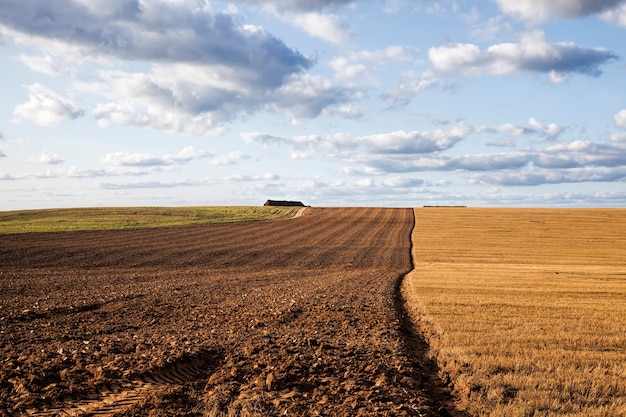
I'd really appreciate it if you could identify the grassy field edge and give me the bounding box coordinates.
[0,206,302,234]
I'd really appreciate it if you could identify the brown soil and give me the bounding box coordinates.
[0,207,465,416]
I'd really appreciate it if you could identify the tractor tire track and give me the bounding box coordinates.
[27,351,222,417]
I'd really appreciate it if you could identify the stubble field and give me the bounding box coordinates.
[403,208,626,416]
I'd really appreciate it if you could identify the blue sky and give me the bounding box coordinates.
[1,0,625,209]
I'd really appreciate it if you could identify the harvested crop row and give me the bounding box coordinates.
[0,207,463,416]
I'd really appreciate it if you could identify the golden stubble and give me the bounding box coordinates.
[403,208,626,417]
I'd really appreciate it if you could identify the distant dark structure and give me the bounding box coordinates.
[264,200,305,207]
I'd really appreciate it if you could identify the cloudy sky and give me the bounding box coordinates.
[1,0,625,209]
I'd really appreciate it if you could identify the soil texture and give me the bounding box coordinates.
[0,207,464,416]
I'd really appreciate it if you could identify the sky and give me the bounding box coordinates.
[1,0,625,210]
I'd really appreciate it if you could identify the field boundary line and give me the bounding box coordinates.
[393,208,469,417]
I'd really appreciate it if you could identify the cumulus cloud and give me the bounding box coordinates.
[528,117,567,139]
[471,166,626,186]
[33,151,64,165]
[245,124,482,161]
[79,63,355,135]
[103,147,210,167]
[383,176,425,188]
[233,0,354,11]
[12,84,84,127]
[86,66,239,136]
[331,46,414,89]
[2,0,326,135]
[268,74,358,123]
[350,46,414,64]
[100,179,205,189]
[428,31,617,80]
[495,0,626,22]
[355,178,375,187]
[601,4,626,26]
[0,0,311,85]
[287,12,352,43]
[231,0,353,43]
[614,109,626,128]
[17,54,78,77]
[358,125,473,154]
[537,140,626,168]
[356,136,626,188]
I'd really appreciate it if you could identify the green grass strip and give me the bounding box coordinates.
[0,206,301,234]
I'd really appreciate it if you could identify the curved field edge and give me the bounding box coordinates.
[402,208,626,416]
[0,206,301,234]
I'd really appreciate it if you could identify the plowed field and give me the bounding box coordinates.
[0,208,462,416]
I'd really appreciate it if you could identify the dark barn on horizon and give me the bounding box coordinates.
[264,199,305,207]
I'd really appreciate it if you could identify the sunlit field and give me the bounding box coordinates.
[403,208,626,417]
[0,206,300,234]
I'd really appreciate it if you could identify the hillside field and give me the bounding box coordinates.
[0,206,300,234]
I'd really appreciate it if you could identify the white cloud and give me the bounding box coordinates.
[330,46,415,89]
[381,71,437,109]
[2,0,319,135]
[210,151,250,166]
[330,57,372,84]
[354,136,626,188]
[241,132,288,147]
[81,64,354,135]
[495,0,626,23]
[528,117,567,139]
[614,109,626,128]
[17,54,77,77]
[33,151,64,165]
[0,0,311,83]
[335,104,363,119]
[355,178,375,187]
[548,71,571,84]
[269,73,357,123]
[290,135,325,159]
[233,0,354,12]
[288,12,352,43]
[99,179,206,189]
[469,16,512,40]
[601,4,626,26]
[103,147,210,167]
[383,176,425,188]
[12,84,84,127]
[429,31,617,79]
[358,125,474,154]
[232,0,352,43]
[350,46,414,64]
[471,166,626,186]
[383,0,409,14]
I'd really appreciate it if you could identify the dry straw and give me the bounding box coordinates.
[403,208,626,417]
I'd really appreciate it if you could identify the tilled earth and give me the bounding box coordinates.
[0,207,463,416]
